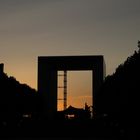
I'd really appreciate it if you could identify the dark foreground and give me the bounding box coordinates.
[0,118,137,140]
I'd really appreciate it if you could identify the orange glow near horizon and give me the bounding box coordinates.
[57,71,92,111]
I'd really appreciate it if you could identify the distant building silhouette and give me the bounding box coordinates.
[0,63,4,75]
[64,105,90,120]
[138,40,140,48]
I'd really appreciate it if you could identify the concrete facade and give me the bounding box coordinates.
[38,56,105,119]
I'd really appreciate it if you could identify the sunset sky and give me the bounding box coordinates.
[0,0,140,109]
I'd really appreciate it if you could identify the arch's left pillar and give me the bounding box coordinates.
[38,59,57,119]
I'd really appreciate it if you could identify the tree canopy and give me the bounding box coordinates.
[97,42,140,128]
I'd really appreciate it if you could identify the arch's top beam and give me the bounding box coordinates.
[38,55,104,71]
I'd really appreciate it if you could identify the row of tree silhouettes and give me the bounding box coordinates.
[0,72,43,126]
[96,41,140,130]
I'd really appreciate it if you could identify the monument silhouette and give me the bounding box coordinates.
[38,55,105,119]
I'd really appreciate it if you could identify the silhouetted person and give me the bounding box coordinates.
[84,102,91,119]
[85,102,90,111]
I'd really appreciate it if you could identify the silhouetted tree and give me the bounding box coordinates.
[0,71,43,127]
[96,42,140,132]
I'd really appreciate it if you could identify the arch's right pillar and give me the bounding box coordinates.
[92,60,105,118]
